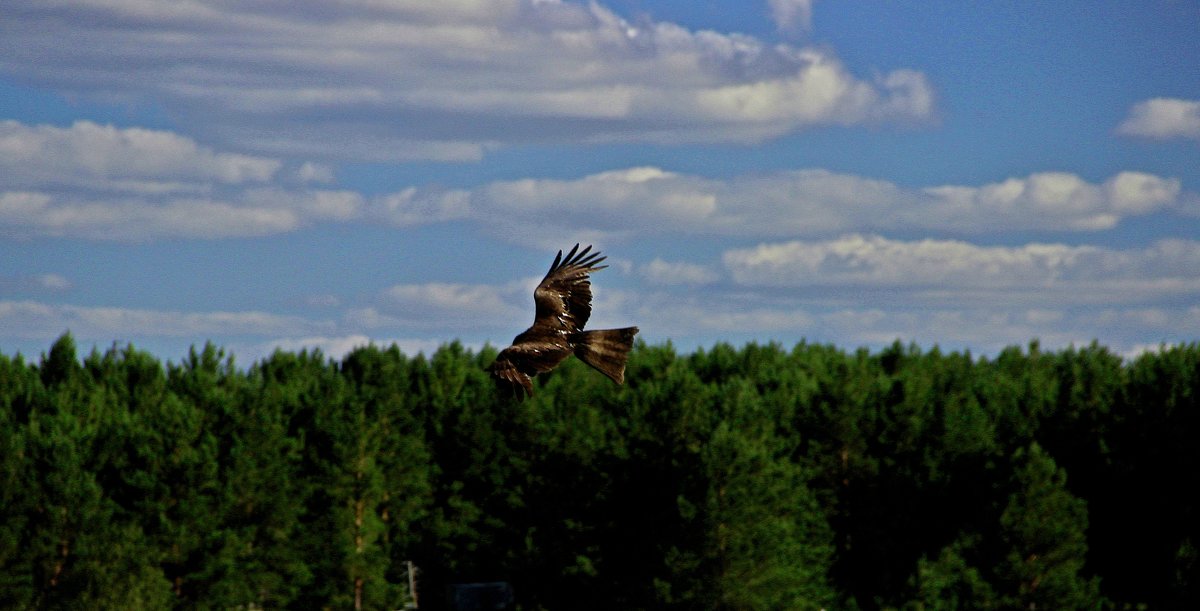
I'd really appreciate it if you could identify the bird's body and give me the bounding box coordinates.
[488,244,639,400]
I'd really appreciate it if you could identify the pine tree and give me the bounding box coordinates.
[702,418,836,610]
[909,534,997,609]
[995,443,1101,609]
[24,349,175,607]
[340,344,434,607]
[0,353,38,607]
[152,343,234,603]
[39,333,80,388]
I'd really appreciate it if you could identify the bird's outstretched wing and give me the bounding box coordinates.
[488,340,571,400]
[531,243,607,333]
[488,352,534,400]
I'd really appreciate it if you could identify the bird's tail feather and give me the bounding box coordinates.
[574,327,639,385]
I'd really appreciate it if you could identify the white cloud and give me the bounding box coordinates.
[1105,171,1183,213]
[918,171,1181,232]
[601,288,815,338]
[248,188,364,221]
[3,135,1187,241]
[35,274,72,291]
[1117,98,1200,140]
[607,284,1199,358]
[0,192,304,240]
[0,120,280,191]
[816,307,1096,354]
[345,281,529,332]
[375,187,473,227]
[0,300,332,341]
[690,306,816,333]
[0,0,934,158]
[460,239,1200,356]
[0,273,72,294]
[385,282,516,316]
[295,162,335,183]
[305,294,342,309]
[0,120,363,240]
[372,167,1188,246]
[723,234,1200,306]
[726,235,1092,288]
[639,258,720,285]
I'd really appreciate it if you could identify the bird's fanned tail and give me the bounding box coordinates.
[573,327,639,385]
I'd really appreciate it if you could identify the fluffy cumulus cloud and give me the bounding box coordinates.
[374,166,1188,245]
[1117,98,1200,140]
[0,120,362,239]
[918,171,1182,231]
[0,0,933,159]
[0,120,280,191]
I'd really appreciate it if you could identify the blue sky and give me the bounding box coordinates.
[2,0,1199,364]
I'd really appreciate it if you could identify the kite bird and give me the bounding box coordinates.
[487,244,639,400]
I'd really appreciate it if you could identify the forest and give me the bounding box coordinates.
[1,333,1197,610]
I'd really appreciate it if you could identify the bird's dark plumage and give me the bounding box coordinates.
[487,244,639,400]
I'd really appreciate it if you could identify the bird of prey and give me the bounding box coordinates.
[487,244,639,400]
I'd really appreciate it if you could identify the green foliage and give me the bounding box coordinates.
[1,334,1198,608]
[699,419,836,610]
[909,534,997,609]
[994,443,1101,609]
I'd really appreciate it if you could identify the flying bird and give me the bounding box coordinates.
[487,244,639,400]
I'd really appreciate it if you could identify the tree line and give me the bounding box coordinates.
[1,333,1197,609]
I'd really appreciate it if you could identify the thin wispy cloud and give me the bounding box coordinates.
[0,273,72,294]
[0,300,333,341]
[592,286,1199,357]
[767,0,815,33]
